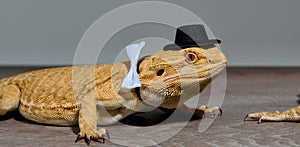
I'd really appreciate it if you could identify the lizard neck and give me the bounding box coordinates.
[134,56,155,108]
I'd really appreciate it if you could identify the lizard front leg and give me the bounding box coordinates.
[245,106,300,123]
[75,91,109,145]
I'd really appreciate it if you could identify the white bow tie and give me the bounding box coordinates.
[121,41,145,89]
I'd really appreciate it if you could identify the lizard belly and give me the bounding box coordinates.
[19,99,79,126]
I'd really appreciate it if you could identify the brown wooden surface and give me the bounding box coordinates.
[0,67,300,146]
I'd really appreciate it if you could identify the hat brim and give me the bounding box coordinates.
[163,39,221,50]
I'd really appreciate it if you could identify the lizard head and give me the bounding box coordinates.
[138,47,227,109]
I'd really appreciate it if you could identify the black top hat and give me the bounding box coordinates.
[163,24,221,50]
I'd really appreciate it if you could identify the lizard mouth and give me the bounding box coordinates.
[196,61,227,79]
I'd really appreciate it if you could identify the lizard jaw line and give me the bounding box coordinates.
[199,62,227,79]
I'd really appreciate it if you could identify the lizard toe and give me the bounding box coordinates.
[97,128,110,141]
[203,106,222,119]
[244,112,268,122]
[75,132,85,143]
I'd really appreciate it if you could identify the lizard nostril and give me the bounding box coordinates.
[156,69,165,76]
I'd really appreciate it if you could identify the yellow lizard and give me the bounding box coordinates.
[0,47,227,144]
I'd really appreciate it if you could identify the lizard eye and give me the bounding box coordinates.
[156,69,165,76]
[185,53,197,63]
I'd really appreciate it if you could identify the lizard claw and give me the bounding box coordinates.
[258,117,263,124]
[87,137,92,145]
[75,134,81,143]
[244,114,249,122]
[218,107,223,116]
[75,128,109,145]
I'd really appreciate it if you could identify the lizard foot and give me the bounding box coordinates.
[245,106,300,123]
[244,111,283,124]
[194,105,222,119]
[75,128,109,145]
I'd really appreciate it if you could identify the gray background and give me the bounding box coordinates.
[0,0,299,67]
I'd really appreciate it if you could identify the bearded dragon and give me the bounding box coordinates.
[0,47,227,145]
